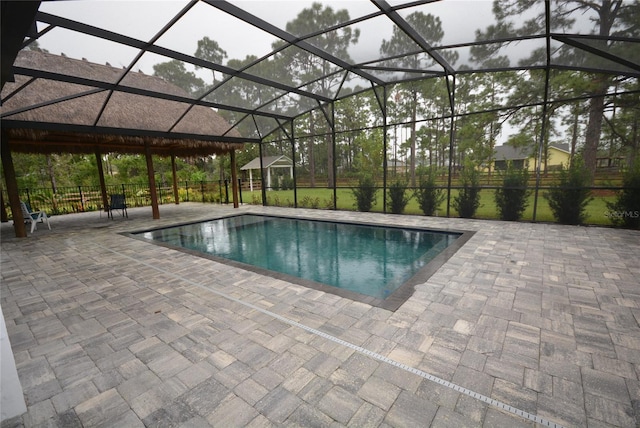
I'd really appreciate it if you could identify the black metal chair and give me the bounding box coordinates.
[108,194,128,219]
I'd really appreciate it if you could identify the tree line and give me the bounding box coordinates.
[153,0,639,187]
[9,1,639,191]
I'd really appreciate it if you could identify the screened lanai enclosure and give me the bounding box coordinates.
[1,0,639,223]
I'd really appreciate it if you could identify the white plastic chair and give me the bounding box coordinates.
[20,201,51,233]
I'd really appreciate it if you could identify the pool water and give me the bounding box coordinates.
[137,215,460,300]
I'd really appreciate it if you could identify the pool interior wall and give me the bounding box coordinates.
[128,214,474,311]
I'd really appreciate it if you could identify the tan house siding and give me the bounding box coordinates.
[545,147,571,171]
[491,144,571,172]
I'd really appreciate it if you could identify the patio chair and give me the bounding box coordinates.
[20,201,51,233]
[108,194,128,219]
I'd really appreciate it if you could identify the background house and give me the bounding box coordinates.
[387,158,409,175]
[492,143,570,172]
[241,155,293,191]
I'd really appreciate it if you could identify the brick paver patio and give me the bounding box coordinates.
[1,203,639,427]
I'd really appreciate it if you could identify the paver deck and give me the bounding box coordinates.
[1,203,639,427]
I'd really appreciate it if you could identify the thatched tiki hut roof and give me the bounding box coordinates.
[1,50,245,236]
[1,50,244,156]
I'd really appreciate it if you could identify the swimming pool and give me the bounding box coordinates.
[133,214,471,309]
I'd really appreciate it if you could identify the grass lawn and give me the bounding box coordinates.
[244,187,617,226]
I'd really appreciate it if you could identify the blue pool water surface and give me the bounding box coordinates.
[138,215,460,300]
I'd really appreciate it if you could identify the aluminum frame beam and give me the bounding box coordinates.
[371,0,456,75]
[206,0,386,87]
[5,66,290,121]
[35,11,332,104]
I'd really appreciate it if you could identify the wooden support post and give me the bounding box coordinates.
[171,154,179,205]
[145,144,160,219]
[230,150,239,208]
[0,190,8,222]
[1,136,26,237]
[95,149,109,212]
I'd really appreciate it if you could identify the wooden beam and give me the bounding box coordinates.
[95,148,109,212]
[230,150,239,208]
[1,133,26,237]
[145,143,160,219]
[171,154,179,205]
[0,191,7,222]
[7,138,238,158]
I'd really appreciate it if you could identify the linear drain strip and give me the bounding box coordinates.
[253,311,563,428]
[109,246,564,428]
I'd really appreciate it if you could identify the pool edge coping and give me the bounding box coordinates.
[123,212,475,312]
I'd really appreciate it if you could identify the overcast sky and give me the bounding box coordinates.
[36,0,495,80]
[30,0,532,144]
[31,0,604,145]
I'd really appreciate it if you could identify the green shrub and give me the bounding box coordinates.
[544,158,592,225]
[323,197,335,210]
[281,176,294,190]
[202,193,219,203]
[414,172,445,216]
[177,188,190,202]
[453,165,481,218]
[387,181,411,214]
[606,159,640,229]
[271,177,280,191]
[494,163,531,221]
[352,176,377,212]
[299,195,320,209]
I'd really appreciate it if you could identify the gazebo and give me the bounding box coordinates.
[1,50,245,237]
[241,155,293,191]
